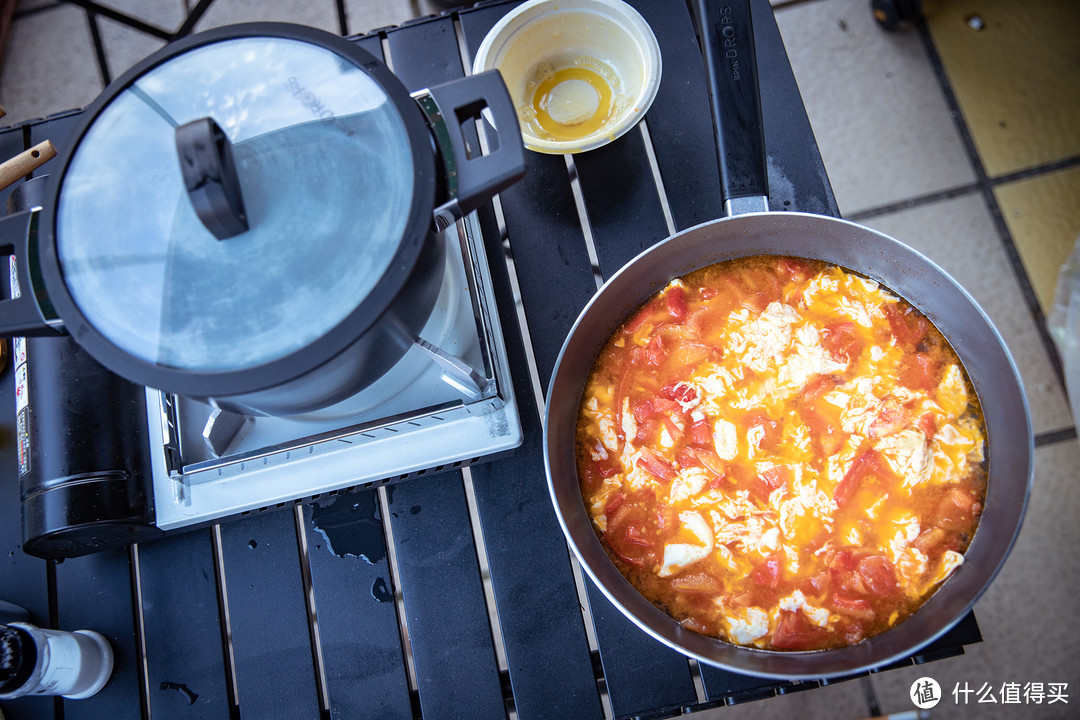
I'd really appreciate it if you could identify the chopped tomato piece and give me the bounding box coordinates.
[736,270,782,313]
[692,448,726,476]
[834,447,888,507]
[913,527,946,554]
[857,555,899,597]
[809,572,831,593]
[917,411,937,439]
[752,466,790,501]
[801,403,846,457]
[831,593,875,621]
[777,257,815,283]
[605,496,659,568]
[671,572,724,594]
[822,321,863,363]
[883,303,931,347]
[624,525,653,547]
[631,399,656,423]
[680,616,713,634]
[677,447,702,469]
[672,342,713,373]
[660,382,698,405]
[634,417,660,444]
[869,397,910,438]
[744,408,783,450]
[771,610,820,650]
[637,448,675,481]
[646,334,668,367]
[800,374,840,403]
[936,487,982,530]
[898,352,941,392]
[604,492,625,516]
[581,457,618,490]
[751,553,784,589]
[650,397,680,414]
[659,414,685,444]
[686,419,712,446]
[665,285,688,322]
[624,298,661,334]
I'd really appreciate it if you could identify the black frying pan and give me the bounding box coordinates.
[543,0,1032,678]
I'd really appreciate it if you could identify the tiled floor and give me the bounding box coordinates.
[1,0,1077,718]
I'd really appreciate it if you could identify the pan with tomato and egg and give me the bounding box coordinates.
[543,0,1031,679]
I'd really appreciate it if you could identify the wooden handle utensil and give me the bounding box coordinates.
[0,140,57,191]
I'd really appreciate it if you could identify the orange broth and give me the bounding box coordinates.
[575,256,986,650]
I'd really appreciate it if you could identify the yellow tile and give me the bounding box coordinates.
[995,165,1080,314]
[924,0,1080,177]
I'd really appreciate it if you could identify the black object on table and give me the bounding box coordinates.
[0,1,980,718]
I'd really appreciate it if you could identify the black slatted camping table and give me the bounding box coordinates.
[0,1,980,718]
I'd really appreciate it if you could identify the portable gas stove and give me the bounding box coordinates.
[145,211,521,531]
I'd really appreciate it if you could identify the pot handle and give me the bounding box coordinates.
[175,117,249,240]
[0,210,62,337]
[423,70,526,228]
[695,0,770,216]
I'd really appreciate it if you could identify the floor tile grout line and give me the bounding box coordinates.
[847,155,1080,223]
[990,155,1080,187]
[1034,426,1077,448]
[84,7,111,86]
[914,15,1067,394]
[846,182,981,222]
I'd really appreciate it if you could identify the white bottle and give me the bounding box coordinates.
[0,622,113,700]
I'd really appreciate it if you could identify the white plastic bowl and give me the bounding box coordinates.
[473,0,662,154]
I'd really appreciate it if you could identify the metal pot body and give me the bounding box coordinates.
[544,211,1032,678]
[205,225,446,416]
[0,23,524,417]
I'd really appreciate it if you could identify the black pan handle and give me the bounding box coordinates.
[0,210,62,337]
[695,0,769,215]
[423,69,526,227]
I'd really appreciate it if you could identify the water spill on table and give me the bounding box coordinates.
[310,493,386,565]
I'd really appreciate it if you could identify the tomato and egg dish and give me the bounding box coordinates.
[576,256,986,651]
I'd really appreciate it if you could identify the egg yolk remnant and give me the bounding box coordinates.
[575,256,987,651]
[526,61,615,142]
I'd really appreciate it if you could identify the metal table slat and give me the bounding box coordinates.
[457,6,609,719]
[384,14,461,90]
[385,476,506,719]
[629,0,724,232]
[136,529,231,719]
[554,5,712,712]
[53,549,142,720]
[301,492,413,720]
[698,664,787,705]
[468,200,607,720]
[468,440,605,720]
[377,15,512,718]
[458,3,600,386]
[218,509,320,719]
[582,580,697,719]
[574,132,671,276]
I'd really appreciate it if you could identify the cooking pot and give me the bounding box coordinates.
[0,23,525,417]
[544,0,1032,678]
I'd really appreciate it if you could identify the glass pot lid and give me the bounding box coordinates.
[44,24,435,385]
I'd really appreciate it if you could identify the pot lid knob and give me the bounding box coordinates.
[175,116,248,240]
